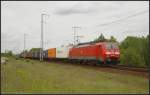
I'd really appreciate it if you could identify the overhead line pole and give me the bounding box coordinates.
[72,26,76,45]
[24,33,26,58]
[40,14,43,61]
[40,13,49,61]
[72,26,81,45]
[76,35,84,44]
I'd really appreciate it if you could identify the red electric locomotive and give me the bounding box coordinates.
[69,42,120,65]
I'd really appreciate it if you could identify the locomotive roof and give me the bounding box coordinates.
[74,42,103,48]
[74,42,117,48]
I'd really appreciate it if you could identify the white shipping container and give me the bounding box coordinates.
[56,46,71,58]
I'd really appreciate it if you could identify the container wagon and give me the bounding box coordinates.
[48,48,56,60]
[43,50,48,59]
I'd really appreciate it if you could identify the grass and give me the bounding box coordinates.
[1,56,149,94]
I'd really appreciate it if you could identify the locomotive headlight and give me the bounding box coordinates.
[115,52,120,55]
[106,52,111,55]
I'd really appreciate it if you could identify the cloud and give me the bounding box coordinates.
[53,2,98,15]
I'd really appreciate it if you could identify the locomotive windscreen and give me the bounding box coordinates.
[105,42,119,50]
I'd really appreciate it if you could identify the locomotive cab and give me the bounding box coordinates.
[104,42,120,64]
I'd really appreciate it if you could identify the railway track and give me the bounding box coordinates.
[107,64,149,73]
[57,60,149,73]
[51,59,149,73]
[22,58,149,75]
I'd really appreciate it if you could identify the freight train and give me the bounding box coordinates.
[19,42,120,65]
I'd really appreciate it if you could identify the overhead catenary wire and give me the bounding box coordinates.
[96,9,149,27]
[82,9,149,36]
[74,9,149,43]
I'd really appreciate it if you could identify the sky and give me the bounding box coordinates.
[1,1,149,54]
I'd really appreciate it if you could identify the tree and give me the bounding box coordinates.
[120,47,144,67]
[29,48,41,52]
[2,50,15,57]
[93,33,106,42]
[7,51,12,56]
[120,35,149,67]
[109,36,117,42]
[24,50,28,53]
[142,35,149,66]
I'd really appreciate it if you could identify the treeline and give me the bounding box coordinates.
[1,51,14,57]
[119,35,149,67]
[95,33,149,67]
[93,33,117,42]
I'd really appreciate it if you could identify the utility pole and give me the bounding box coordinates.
[76,35,84,44]
[40,13,49,61]
[72,26,81,45]
[24,33,27,58]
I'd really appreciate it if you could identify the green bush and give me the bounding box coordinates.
[120,35,149,67]
[120,47,145,67]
